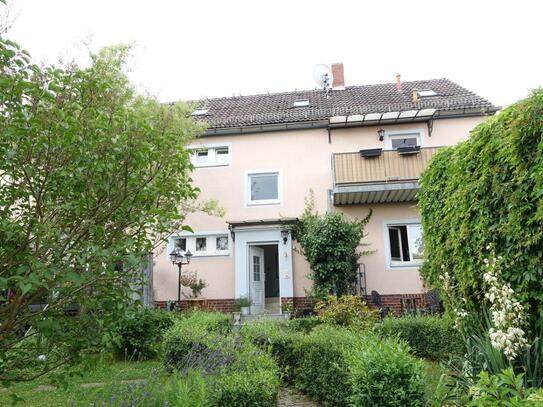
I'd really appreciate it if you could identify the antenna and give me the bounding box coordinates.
[313,64,333,96]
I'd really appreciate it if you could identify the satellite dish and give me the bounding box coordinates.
[313,64,333,90]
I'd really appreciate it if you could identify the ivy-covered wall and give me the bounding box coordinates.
[419,90,543,330]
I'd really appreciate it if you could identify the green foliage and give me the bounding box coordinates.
[112,307,175,360]
[418,89,543,331]
[294,325,358,406]
[287,316,323,333]
[292,191,372,297]
[162,311,231,371]
[348,335,425,407]
[377,315,465,361]
[208,353,280,407]
[315,295,378,330]
[468,368,543,407]
[240,319,302,382]
[233,296,252,311]
[0,37,206,383]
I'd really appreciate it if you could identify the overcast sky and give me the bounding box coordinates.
[7,0,542,107]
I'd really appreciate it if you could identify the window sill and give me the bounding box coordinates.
[387,261,424,269]
[193,163,230,168]
[192,253,231,258]
[246,200,281,207]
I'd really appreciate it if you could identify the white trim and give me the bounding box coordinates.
[187,142,232,168]
[168,230,231,258]
[384,128,426,150]
[382,218,424,269]
[245,169,283,207]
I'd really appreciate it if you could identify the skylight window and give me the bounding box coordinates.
[192,108,208,116]
[417,90,437,97]
[293,99,310,108]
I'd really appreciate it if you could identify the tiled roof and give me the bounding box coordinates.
[188,78,498,130]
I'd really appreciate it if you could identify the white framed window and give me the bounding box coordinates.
[246,170,282,206]
[417,89,437,97]
[385,129,424,150]
[168,231,231,257]
[384,220,424,268]
[188,143,232,168]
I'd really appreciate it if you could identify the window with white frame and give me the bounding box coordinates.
[247,171,280,206]
[170,233,230,257]
[385,130,423,150]
[190,145,231,167]
[385,222,424,266]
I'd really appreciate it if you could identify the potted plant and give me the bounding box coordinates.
[282,303,294,320]
[235,296,252,316]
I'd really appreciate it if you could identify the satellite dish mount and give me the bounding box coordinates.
[313,64,333,97]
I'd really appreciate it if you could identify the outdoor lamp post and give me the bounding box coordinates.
[169,248,193,303]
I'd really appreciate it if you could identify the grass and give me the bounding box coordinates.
[0,358,162,406]
[422,359,449,403]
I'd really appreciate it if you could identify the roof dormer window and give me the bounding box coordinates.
[192,108,209,116]
[417,90,437,97]
[293,99,310,108]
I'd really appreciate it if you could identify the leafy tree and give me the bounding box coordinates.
[419,89,543,332]
[292,191,371,298]
[0,38,206,383]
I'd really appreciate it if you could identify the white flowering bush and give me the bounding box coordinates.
[482,249,527,360]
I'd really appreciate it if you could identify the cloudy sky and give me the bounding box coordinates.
[7,0,542,107]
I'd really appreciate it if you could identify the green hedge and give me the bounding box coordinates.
[349,336,425,406]
[377,315,465,361]
[294,325,358,406]
[419,90,543,330]
[287,316,323,333]
[162,311,232,371]
[240,319,302,383]
[112,307,176,359]
[162,311,280,406]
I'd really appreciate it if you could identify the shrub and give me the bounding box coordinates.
[292,191,372,297]
[418,89,543,331]
[113,307,176,359]
[209,350,280,407]
[294,325,359,406]
[162,311,231,371]
[240,319,302,382]
[288,316,323,333]
[349,335,426,407]
[468,368,543,407]
[377,315,464,361]
[315,295,378,330]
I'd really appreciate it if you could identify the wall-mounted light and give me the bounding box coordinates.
[281,230,289,245]
[378,128,385,142]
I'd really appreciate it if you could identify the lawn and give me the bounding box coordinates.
[0,359,161,407]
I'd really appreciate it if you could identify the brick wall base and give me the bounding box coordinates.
[155,293,427,315]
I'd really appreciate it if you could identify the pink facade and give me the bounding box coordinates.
[153,115,488,310]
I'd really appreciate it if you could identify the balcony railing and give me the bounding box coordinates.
[332,147,441,186]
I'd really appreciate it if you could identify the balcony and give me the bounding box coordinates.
[332,147,440,205]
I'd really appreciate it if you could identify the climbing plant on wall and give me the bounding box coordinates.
[418,89,543,331]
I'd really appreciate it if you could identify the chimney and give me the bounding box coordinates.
[396,73,402,92]
[332,63,345,90]
[412,88,419,103]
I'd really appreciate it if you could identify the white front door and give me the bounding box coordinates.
[249,246,265,314]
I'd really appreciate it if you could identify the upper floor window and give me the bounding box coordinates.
[417,89,437,98]
[246,171,281,206]
[385,221,424,267]
[189,144,231,168]
[385,130,423,150]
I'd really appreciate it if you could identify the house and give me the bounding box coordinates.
[153,64,499,314]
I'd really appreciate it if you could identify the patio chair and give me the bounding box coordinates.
[370,290,388,319]
[424,289,443,314]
